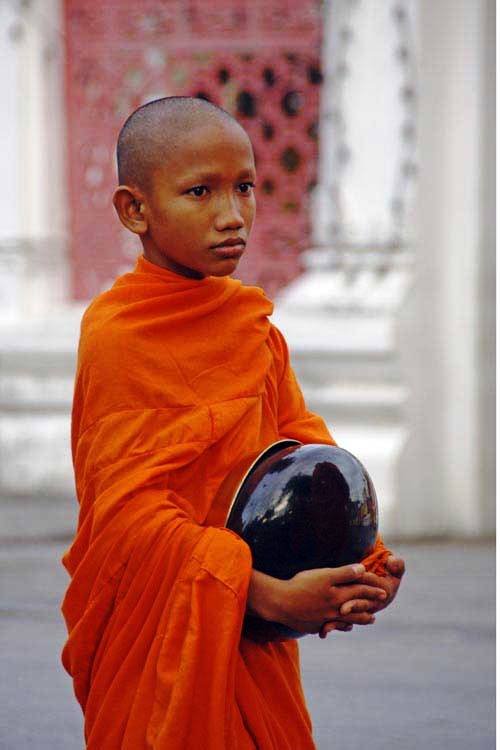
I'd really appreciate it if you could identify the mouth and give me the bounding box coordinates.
[210,238,246,259]
[210,246,245,260]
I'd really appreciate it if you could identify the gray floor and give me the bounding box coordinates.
[0,540,495,749]
[301,542,495,750]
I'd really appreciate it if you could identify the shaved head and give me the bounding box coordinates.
[112,95,257,280]
[116,96,248,191]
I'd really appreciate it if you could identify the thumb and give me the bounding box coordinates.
[329,563,366,585]
[386,556,406,578]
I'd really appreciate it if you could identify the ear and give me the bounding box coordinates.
[112,185,148,235]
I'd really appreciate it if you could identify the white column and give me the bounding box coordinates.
[0,2,25,317]
[21,1,67,233]
[0,0,69,322]
[397,0,495,536]
[0,1,81,530]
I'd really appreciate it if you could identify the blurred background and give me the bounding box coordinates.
[0,1,495,748]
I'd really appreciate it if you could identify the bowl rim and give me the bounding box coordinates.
[224,439,301,525]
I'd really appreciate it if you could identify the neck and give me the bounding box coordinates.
[141,242,205,280]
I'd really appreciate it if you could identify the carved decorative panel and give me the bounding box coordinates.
[64,0,322,299]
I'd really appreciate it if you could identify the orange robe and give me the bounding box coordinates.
[62,255,390,749]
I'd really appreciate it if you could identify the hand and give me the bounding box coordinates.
[252,564,388,636]
[342,555,405,613]
[319,555,406,639]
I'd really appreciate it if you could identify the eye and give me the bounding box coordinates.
[187,185,209,197]
[238,182,255,194]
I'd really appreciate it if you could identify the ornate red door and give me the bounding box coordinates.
[64,0,322,299]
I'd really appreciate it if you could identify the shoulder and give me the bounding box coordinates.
[227,281,274,325]
[79,266,158,343]
[79,292,122,353]
[264,324,294,386]
[77,281,150,379]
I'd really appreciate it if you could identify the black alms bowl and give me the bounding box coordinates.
[223,441,378,641]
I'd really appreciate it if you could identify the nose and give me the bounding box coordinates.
[214,192,245,232]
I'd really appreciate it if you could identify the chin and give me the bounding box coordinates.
[209,258,242,277]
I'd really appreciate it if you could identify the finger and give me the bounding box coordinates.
[340,599,377,616]
[319,623,330,639]
[319,621,332,639]
[329,563,366,585]
[339,584,387,602]
[336,612,376,626]
[335,625,353,634]
[319,621,353,638]
[357,571,390,588]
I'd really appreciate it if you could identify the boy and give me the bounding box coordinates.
[62,96,404,749]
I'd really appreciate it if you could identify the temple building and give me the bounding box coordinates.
[0,0,494,539]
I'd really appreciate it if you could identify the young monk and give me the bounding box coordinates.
[61,96,405,749]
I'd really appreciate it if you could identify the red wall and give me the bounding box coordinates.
[64,0,322,299]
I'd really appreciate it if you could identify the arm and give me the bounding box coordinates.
[270,325,335,446]
[270,326,405,635]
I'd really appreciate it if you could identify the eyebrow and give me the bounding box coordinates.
[179,168,256,184]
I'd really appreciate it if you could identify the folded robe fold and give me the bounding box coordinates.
[62,255,390,749]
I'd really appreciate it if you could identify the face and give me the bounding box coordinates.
[140,120,256,279]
